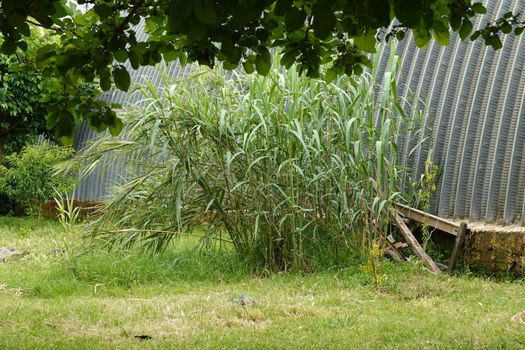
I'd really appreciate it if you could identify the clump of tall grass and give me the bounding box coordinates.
[75,47,421,272]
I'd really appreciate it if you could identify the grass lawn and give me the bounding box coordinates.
[0,216,524,349]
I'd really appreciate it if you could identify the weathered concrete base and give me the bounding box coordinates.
[409,220,525,275]
[463,224,525,275]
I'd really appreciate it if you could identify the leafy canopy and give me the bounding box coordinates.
[0,0,523,140]
[0,32,104,150]
[0,55,47,164]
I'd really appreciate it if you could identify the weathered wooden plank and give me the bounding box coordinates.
[386,235,408,251]
[385,235,406,261]
[394,242,409,249]
[447,222,468,272]
[395,203,460,236]
[391,211,441,273]
[385,249,405,262]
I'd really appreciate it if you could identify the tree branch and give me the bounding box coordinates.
[25,19,65,34]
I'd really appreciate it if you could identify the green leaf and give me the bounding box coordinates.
[46,112,60,129]
[515,27,524,35]
[194,0,217,24]
[242,61,255,74]
[223,60,238,70]
[312,5,336,40]
[0,41,17,55]
[169,0,193,20]
[108,117,124,136]
[128,50,140,69]
[395,30,405,41]
[52,2,68,19]
[501,23,512,34]
[413,28,431,48]
[280,50,297,68]
[459,19,473,40]
[471,3,486,14]
[274,0,292,16]
[394,0,423,28]
[113,66,131,91]
[94,4,113,18]
[255,47,271,75]
[18,22,30,37]
[470,31,481,40]
[100,75,112,92]
[285,6,306,32]
[55,110,75,142]
[324,68,336,84]
[163,49,178,62]
[60,133,74,146]
[450,14,461,31]
[433,30,450,45]
[432,21,450,46]
[354,32,377,53]
[17,41,28,52]
[114,50,128,63]
[490,36,502,50]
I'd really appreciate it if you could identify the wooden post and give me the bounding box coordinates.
[448,222,468,272]
[391,211,441,273]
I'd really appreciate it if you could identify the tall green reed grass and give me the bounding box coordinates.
[74,44,423,272]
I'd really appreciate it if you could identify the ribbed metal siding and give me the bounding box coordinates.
[72,22,194,201]
[375,0,525,224]
[72,60,194,201]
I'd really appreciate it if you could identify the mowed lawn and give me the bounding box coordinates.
[0,217,524,349]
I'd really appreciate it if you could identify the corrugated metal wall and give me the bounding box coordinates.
[72,0,525,224]
[375,0,525,224]
[72,24,194,201]
[72,61,193,201]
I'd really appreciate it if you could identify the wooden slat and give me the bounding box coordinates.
[394,242,409,249]
[447,222,468,272]
[385,235,406,261]
[385,249,405,262]
[391,211,441,273]
[395,203,460,236]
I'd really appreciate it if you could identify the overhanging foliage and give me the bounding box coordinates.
[0,0,522,140]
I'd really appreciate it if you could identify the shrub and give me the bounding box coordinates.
[0,143,77,216]
[74,47,425,272]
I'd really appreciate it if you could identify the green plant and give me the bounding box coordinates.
[53,190,81,229]
[71,45,423,272]
[414,153,439,249]
[363,240,384,289]
[0,143,77,217]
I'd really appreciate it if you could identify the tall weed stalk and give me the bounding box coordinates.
[75,47,419,272]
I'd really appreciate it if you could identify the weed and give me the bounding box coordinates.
[53,190,81,229]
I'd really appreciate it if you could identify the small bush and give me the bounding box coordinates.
[0,143,77,216]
